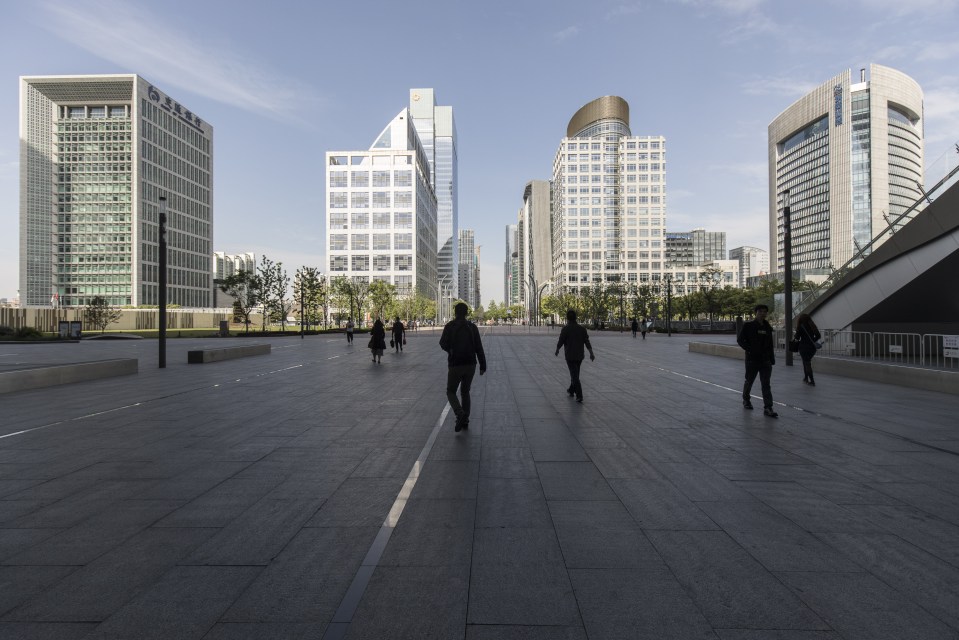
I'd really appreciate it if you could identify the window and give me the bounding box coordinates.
[351,234,369,250]
[329,155,347,165]
[329,171,347,188]
[351,213,369,228]
[351,172,369,187]
[394,191,412,208]
[373,234,390,250]
[395,254,412,270]
[330,193,347,208]
[395,233,412,250]
[373,255,391,271]
[330,255,347,271]
[329,234,347,251]
[372,171,390,187]
[394,212,412,228]
[372,192,390,208]
[351,255,369,271]
[330,213,348,228]
[394,170,412,187]
[351,192,369,208]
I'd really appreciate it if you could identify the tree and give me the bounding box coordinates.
[485,300,502,323]
[257,256,279,332]
[331,276,370,327]
[83,296,122,333]
[293,267,325,330]
[698,266,724,328]
[368,279,397,321]
[219,269,261,333]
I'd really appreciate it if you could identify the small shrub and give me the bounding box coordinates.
[15,326,43,340]
[0,325,14,337]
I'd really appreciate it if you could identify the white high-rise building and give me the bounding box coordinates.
[457,229,479,310]
[729,246,770,288]
[410,89,458,299]
[552,96,668,292]
[19,74,213,307]
[768,64,924,274]
[504,224,518,306]
[516,180,553,318]
[326,106,438,302]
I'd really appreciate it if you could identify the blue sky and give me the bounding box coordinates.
[2,0,958,303]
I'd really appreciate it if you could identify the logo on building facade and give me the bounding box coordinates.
[833,85,843,126]
[147,85,206,134]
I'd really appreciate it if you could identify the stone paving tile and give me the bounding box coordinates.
[469,528,580,626]
[0,566,77,618]
[585,447,663,479]
[843,504,959,566]
[348,447,420,478]
[222,526,376,623]
[548,501,665,570]
[646,530,828,630]
[408,460,479,499]
[0,529,59,562]
[569,568,716,639]
[465,625,587,639]
[83,566,261,640]
[305,477,404,527]
[479,446,537,478]
[4,499,184,566]
[4,527,217,622]
[777,571,959,640]
[609,478,719,530]
[653,462,758,502]
[344,565,468,640]
[153,477,283,528]
[0,622,98,639]
[476,478,551,529]
[536,461,617,501]
[816,532,959,630]
[714,631,842,639]
[7,480,153,529]
[869,482,959,525]
[0,481,43,499]
[736,482,882,533]
[203,622,326,639]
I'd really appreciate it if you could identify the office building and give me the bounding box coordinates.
[326,102,438,301]
[729,246,770,288]
[20,74,213,307]
[768,64,923,274]
[515,180,553,319]
[551,96,668,292]
[409,89,458,299]
[504,224,519,306]
[665,229,727,267]
[457,229,479,310]
[213,251,256,307]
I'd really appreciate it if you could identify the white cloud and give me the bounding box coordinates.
[916,41,959,62]
[923,84,959,147]
[854,0,959,16]
[740,75,817,98]
[554,25,581,41]
[38,0,322,126]
[605,3,644,19]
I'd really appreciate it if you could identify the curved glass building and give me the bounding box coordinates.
[768,64,924,274]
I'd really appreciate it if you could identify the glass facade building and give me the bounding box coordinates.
[768,65,923,273]
[665,229,727,267]
[19,75,213,307]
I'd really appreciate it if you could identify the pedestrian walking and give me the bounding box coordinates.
[439,302,487,432]
[369,317,386,364]
[737,304,778,417]
[555,309,595,403]
[391,316,405,352]
[631,318,639,338]
[346,318,354,344]
[794,313,822,386]
[641,318,647,340]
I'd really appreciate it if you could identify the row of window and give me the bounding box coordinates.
[329,255,414,271]
[563,140,663,151]
[329,170,413,188]
[329,192,414,208]
[329,233,413,251]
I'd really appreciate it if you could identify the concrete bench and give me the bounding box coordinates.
[187,343,271,364]
[0,359,138,394]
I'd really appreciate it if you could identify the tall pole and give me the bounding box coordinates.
[158,196,167,368]
[783,189,794,366]
[665,275,672,337]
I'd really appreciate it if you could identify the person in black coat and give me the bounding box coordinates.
[369,318,387,364]
[737,304,777,417]
[439,303,487,432]
[555,309,596,403]
[794,313,821,386]
[391,316,405,353]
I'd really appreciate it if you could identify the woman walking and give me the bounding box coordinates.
[794,313,822,385]
[369,318,387,364]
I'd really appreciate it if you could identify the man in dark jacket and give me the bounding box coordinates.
[391,316,405,353]
[439,302,487,432]
[737,304,778,417]
[555,309,595,403]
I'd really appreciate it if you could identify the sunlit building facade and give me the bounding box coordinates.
[729,246,770,288]
[768,64,924,273]
[19,74,213,307]
[326,107,438,300]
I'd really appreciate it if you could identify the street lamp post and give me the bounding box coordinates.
[158,196,167,368]
[664,274,673,337]
[537,281,551,327]
[783,189,794,367]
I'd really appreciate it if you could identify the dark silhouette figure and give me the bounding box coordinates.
[555,309,595,403]
[641,318,647,340]
[369,318,386,364]
[346,318,354,344]
[391,316,405,353]
[794,313,822,385]
[440,302,487,432]
[631,318,639,338]
[737,304,777,417]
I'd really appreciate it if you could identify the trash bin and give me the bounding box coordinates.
[219,320,229,337]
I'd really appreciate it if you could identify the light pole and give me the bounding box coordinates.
[664,274,673,337]
[158,196,167,368]
[537,281,551,327]
[783,189,794,367]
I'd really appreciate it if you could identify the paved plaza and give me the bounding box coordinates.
[1,328,958,639]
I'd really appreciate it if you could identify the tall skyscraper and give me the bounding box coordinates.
[768,64,923,274]
[457,229,479,309]
[504,224,518,306]
[552,96,667,293]
[729,246,770,288]
[409,89,458,299]
[326,104,438,301]
[19,74,213,307]
[516,180,553,316]
[665,229,727,267]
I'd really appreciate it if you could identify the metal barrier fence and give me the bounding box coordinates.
[774,328,959,372]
